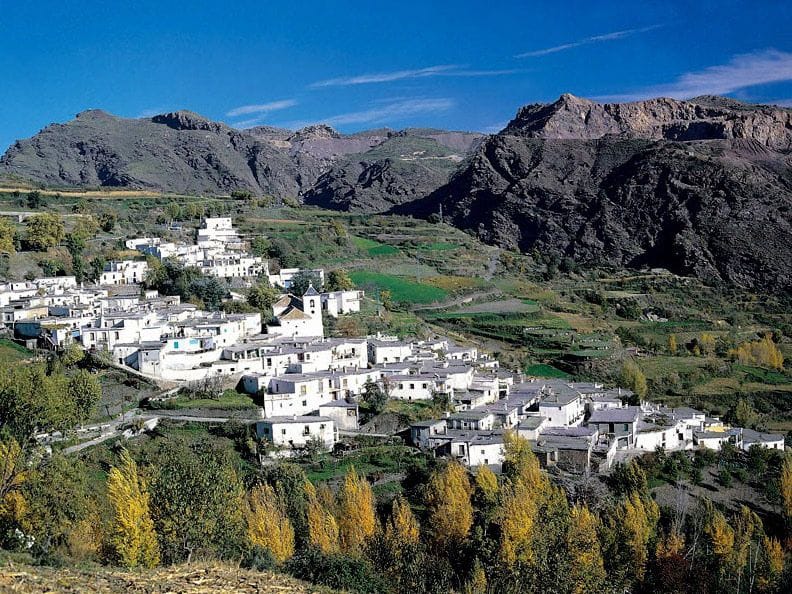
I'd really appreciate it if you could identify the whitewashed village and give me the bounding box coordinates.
[0,217,784,474]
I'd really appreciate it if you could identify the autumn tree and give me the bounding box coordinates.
[699,332,717,356]
[667,334,678,355]
[106,449,160,568]
[730,334,784,370]
[0,437,28,531]
[304,480,339,553]
[567,505,606,594]
[384,495,420,552]
[0,217,16,254]
[245,483,294,563]
[425,460,473,550]
[782,453,792,529]
[25,213,65,251]
[620,359,648,399]
[337,466,377,552]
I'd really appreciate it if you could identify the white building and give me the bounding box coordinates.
[254,416,335,454]
[100,260,149,286]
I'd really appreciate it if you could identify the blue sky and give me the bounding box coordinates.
[1,0,791,150]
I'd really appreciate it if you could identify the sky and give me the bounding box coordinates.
[1,0,791,151]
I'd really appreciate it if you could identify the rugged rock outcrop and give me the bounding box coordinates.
[0,113,481,205]
[402,95,792,291]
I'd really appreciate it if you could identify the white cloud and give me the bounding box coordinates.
[279,98,455,130]
[226,99,297,118]
[516,25,661,58]
[598,49,792,102]
[311,65,518,88]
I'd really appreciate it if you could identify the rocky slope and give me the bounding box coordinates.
[400,94,792,291]
[0,112,480,206]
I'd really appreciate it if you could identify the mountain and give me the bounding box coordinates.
[0,111,481,205]
[398,94,792,292]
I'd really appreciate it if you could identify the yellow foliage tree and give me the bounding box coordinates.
[466,558,487,594]
[620,360,648,399]
[667,334,678,355]
[699,333,717,356]
[245,483,295,563]
[337,466,377,552]
[730,334,784,370]
[568,505,606,594]
[762,536,784,587]
[385,495,419,548]
[106,449,160,568]
[304,481,340,553]
[705,507,735,560]
[620,492,659,581]
[782,453,792,525]
[0,438,28,526]
[0,217,15,254]
[426,461,473,550]
[474,464,500,508]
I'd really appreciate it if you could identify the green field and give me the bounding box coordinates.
[0,339,33,364]
[349,271,448,304]
[524,363,571,379]
[352,236,400,257]
[154,390,257,411]
[416,241,460,251]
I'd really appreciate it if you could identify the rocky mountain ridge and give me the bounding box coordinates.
[401,94,792,291]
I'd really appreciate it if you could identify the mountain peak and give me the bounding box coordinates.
[289,124,340,141]
[151,110,226,132]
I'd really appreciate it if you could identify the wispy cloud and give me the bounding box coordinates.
[226,99,297,118]
[516,25,661,58]
[598,49,792,102]
[311,65,518,88]
[278,98,454,130]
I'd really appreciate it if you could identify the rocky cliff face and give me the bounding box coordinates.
[0,113,481,206]
[404,95,792,291]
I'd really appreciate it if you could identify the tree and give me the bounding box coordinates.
[68,369,102,422]
[620,492,659,582]
[25,213,65,251]
[250,236,271,258]
[150,440,246,563]
[425,461,473,550]
[26,190,43,209]
[98,211,117,232]
[699,333,717,356]
[384,495,420,551]
[187,276,228,310]
[304,481,340,553]
[730,334,784,370]
[337,466,377,552]
[247,282,281,314]
[60,342,85,367]
[620,360,648,399]
[473,464,499,510]
[781,453,792,528]
[567,505,606,594]
[0,217,16,254]
[165,202,181,221]
[246,483,295,563]
[0,437,28,531]
[609,459,649,497]
[290,270,323,295]
[667,334,678,355]
[106,449,160,568]
[326,269,354,292]
[361,379,388,415]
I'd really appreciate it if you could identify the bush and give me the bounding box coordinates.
[717,468,733,488]
[286,548,388,593]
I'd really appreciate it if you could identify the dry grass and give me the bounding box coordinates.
[0,562,335,593]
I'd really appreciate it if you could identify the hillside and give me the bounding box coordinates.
[0,562,332,593]
[399,94,792,292]
[0,112,481,206]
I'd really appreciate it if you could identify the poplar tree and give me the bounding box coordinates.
[425,460,473,550]
[385,495,419,549]
[304,480,339,553]
[337,466,377,552]
[106,449,160,568]
[567,505,606,594]
[245,483,294,563]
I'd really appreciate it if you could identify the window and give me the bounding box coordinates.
[302,400,307,407]
[303,426,310,436]
[300,385,307,395]
[281,428,286,435]
[266,358,272,366]
[409,383,415,390]
[623,423,629,431]
[173,341,179,349]
[320,424,325,430]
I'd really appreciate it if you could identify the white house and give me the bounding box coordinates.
[99,260,149,286]
[321,290,363,317]
[255,416,335,454]
[539,392,585,427]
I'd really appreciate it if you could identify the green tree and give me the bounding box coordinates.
[25,213,65,251]
[325,269,355,292]
[68,369,102,422]
[250,236,271,258]
[361,379,388,414]
[247,282,281,314]
[620,360,648,399]
[150,439,246,563]
[289,270,323,295]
